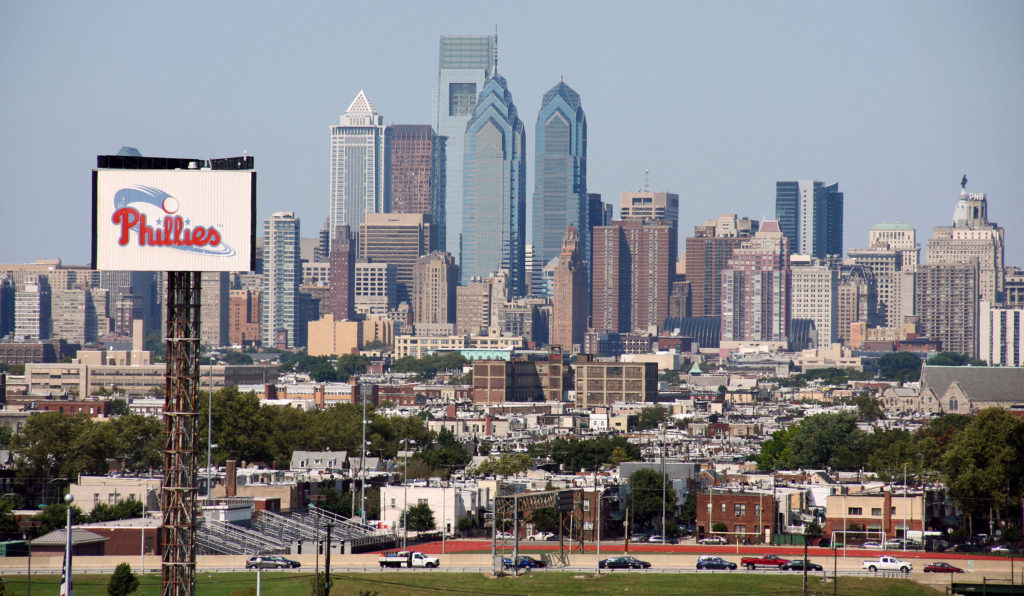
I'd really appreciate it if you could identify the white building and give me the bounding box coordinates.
[262,212,301,349]
[869,222,919,268]
[379,482,484,535]
[14,281,50,341]
[980,300,1024,366]
[329,90,387,246]
[790,256,839,347]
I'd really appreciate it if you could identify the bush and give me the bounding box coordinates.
[107,562,139,596]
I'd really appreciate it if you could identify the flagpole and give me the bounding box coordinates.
[62,493,74,596]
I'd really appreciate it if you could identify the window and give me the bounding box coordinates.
[890,507,896,515]
[721,503,726,513]
[418,498,428,506]
[848,507,862,515]
[734,524,746,534]
[390,498,396,508]
[583,500,590,512]
[871,508,882,516]
[734,504,747,516]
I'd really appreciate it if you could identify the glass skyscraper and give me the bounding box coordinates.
[532,80,587,275]
[330,90,386,248]
[461,72,527,297]
[433,35,495,263]
[775,180,843,257]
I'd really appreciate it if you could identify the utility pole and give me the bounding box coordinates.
[323,524,332,596]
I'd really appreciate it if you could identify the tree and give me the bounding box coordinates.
[31,502,85,537]
[415,427,471,474]
[361,340,387,351]
[711,522,728,533]
[107,562,139,596]
[878,352,923,383]
[0,425,11,449]
[530,507,559,534]
[756,425,798,471]
[635,406,667,431]
[528,436,640,472]
[853,394,885,421]
[927,352,985,367]
[10,412,117,499]
[786,412,865,471]
[89,500,143,523]
[660,370,680,384]
[108,398,130,417]
[457,516,475,533]
[468,453,532,477]
[336,354,370,382]
[626,469,676,531]
[198,387,271,465]
[402,502,436,532]
[220,350,254,365]
[679,492,697,526]
[942,408,1024,524]
[110,413,163,472]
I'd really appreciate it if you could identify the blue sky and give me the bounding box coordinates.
[2,1,1022,266]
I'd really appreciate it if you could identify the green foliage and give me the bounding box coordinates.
[414,427,471,474]
[311,571,333,596]
[31,502,85,537]
[220,351,254,365]
[109,413,163,472]
[927,352,986,367]
[89,499,143,523]
[336,353,370,382]
[852,394,885,421]
[804,520,823,538]
[528,436,641,472]
[361,340,387,351]
[757,412,865,471]
[626,468,676,531]
[711,521,728,533]
[679,492,697,525]
[878,352,923,382]
[10,412,116,489]
[660,370,680,384]
[0,424,11,449]
[392,352,467,379]
[0,499,18,537]
[941,407,1024,517]
[457,516,475,532]
[635,406,668,431]
[107,562,139,596]
[0,362,25,375]
[143,330,166,359]
[449,370,473,385]
[531,507,559,534]
[477,440,492,456]
[108,398,130,417]
[402,502,436,532]
[468,453,532,477]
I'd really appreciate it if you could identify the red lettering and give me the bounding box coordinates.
[138,214,155,246]
[207,228,221,246]
[112,207,222,250]
[191,227,206,245]
[112,208,139,245]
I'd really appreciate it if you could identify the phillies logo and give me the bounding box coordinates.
[111,186,235,257]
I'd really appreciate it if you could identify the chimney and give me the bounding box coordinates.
[485,414,492,436]
[314,385,325,409]
[226,459,237,497]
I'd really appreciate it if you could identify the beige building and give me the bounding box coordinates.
[574,358,658,407]
[307,314,362,356]
[869,222,919,269]
[456,272,508,335]
[790,256,839,347]
[394,328,525,359]
[69,476,161,514]
[824,489,924,540]
[926,187,1004,304]
[412,251,458,326]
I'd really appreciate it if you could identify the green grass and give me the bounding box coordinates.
[0,571,940,596]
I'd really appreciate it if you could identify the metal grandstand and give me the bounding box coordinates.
[196,504,395,555]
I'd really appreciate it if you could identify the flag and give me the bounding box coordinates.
[60,529,73,596]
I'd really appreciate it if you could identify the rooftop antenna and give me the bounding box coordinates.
[493,24,499,74]
[644,169,650,192]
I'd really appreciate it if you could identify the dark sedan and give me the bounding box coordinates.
[782,559,823,572]
[599,556,651,569]
[924,562,964,573]
[502,555,546,569]
[696,556,737,570]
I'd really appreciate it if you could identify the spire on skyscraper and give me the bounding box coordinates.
[493,25,499,73]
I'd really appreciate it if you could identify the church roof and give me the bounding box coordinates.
[920,365,1024,404]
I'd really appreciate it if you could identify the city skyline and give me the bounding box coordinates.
[1,2,1023,267]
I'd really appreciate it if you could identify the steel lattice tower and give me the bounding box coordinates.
[162,271,201,595]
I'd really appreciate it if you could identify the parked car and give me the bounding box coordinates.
[696,555,737,570]
[496,531,514,540]
[782,559,823,572]
[502,555,546,569]
[246,555,300,569]
[860,542,883,549]
[647,534,678,544]
[862,556,912,573]
[923,562,964,573]
[740,554,790,570]
[699,536,728,545]
[378,551,440,569]
[599,556,651,569]
[629,533,650,543]
[527,531,555,541]
[990,545,1012,554]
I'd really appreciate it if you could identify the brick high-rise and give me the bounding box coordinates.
[915,262,979,358]
[229,289,261,347]
[386,124,446,252]
[358,213,432,308]
[551,225,589,350]
[684,215,759,318]
[591,219,673,334]
[720,221,790,344]
[328,225,356,321]
[412,251,458,326]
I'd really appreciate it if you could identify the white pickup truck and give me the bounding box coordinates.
[378,551,440,568]
[862,556,912,573]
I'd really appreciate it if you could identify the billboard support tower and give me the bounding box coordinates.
[162,271,201,595]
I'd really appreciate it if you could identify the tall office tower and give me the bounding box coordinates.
[358,213,432,308]
[329,90,387,246]
[926,184,1005,303]
[532,80,587,269]
[620,191,680,239]
[328,225,356,321]
[98,270,156,333]
[262,212,301,349]
[199,272,230,348]
[837,264,876,345]
[588,193,611,228]
[790,257,839,347]
[591,219,673,333]
[386,125,447,252]
[315,219,331,263]
[14,279,50,341]
[524,244,544,298]
[775,180,843,257]
[685,215,760,317]
[229,289,261,347]
[848,246,905,328]
[462,69,527,296]
[51,289,87,344]
[869,222,919,268]
[354,262,396,315]
[551,226,589,350]
[434,34,495,260]
[87,288,110,339]
[915,262,979,357]
[113,287,143,337]
[413,251,458,326]
[720,221,790,343]
[979,301,1024,366]
[0,276,14,338]
[456,271,509,335]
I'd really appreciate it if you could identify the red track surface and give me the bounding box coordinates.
[394,540,1009,562]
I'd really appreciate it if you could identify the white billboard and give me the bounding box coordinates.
[92,169,256,271]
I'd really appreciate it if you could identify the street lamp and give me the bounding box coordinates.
[62,493,74,596]
[400,439,417,550]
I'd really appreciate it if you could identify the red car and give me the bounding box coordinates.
[923,562,964,573]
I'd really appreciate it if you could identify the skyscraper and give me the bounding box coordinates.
[790,257,839,347]
[532,80,587,269]
[413,252,458,328]
[386,125,446,252]
[262,212,301,349]
[329,90,386,246]
[200,272,230,348]
[551,225,589,350]
[620,191,679,238]
[926,183,1005,303]
[328,225,356,321]
[775,180,843,257]
[591,219,673,333]
[684,215,759,317]
[358,213,432,308]
[461,70,527,296]
[915,262,979,358]
[434,34,495,260]
[720,221,790,344]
